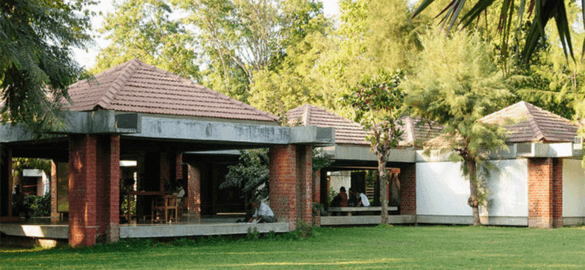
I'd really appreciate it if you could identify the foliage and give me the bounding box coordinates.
[341,69,404,224]
[12,158,52,177]
[411,0,582,64]
[93,0,200,81]
[24,193,51,217]
[173,0,328,102]
[0,0,95,131]
[221,147,333,203]
[221,149,270,202]
[312,148,334,172]
[403,28,512,225]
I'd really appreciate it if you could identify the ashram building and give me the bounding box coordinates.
[0,59,333,247]
[0,60,584,248]
[286,102,585,227]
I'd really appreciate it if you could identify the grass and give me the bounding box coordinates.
[2,225,585,269]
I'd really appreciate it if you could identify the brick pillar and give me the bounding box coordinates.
[313,170,321,226]
[0,148,13,219]
[297,145,312,225]
[553,159,563,228]
[398,163,416,215]
[269,145,298,230]
[51,161,59,222]
[528,158,554,228]
[187,164,201,219]
[69,134,120,247]
[175,153,183,181]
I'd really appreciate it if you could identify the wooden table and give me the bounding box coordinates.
[125,191,165,222]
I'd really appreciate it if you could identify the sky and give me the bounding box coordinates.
[72,0,340,70]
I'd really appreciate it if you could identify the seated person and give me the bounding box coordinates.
[330,186,348,207]
[357,190,371,207]
[348,187,358,207]
[248,199,275,223]
[173,179,186,204]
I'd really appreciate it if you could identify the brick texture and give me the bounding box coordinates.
[269,145,313,230]
[50,161,59,222]
[528,158,563,228]
[398,163,416,215]
[313,170,321,226]
[187,164,201,218]
[68,134,120,247]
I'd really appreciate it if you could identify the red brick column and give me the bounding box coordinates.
[528,158,554,228]
[313,170,321,226]
[553,159,563,228]
[69,134,120,247]
[398,163,416,215]
[50,161,59,222]
[175,153,183,181]
[269,145,298,230]
[187,164,201,219]
[298,145,313,225]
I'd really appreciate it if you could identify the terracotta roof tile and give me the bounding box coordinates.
[480,101,578,143]
[286,104,442,147]
[66,59,278,122]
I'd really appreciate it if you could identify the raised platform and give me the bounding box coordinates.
[0,218,290,240]
[320,215,415,226]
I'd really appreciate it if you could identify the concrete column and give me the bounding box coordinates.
[187,164,201,219]
[68,134,120,247]
[398,163,416,215]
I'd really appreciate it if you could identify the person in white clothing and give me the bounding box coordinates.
[248,199,275,223]
[358,192,370,207]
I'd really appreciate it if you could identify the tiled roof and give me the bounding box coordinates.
[286,104,441,147]
[480,101,578,143]
[399,116,443,147]
[65,59,278,122]
[286,104,369,145]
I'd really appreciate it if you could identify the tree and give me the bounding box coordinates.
[0,0,95,129]
[403,29,512,225]
[412,0,582,63]
[341,69,404,224]
[173,0,328,102]
[93,0,200,80]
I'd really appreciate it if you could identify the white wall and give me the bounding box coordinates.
[417,160,528,217]
[483,160,528,217]
[417,162,472,216]
[563,159,585,217]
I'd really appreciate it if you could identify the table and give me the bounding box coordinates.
[125,191,166,222]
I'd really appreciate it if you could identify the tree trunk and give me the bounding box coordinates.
[466,159,481,226]
[378,156,389,224]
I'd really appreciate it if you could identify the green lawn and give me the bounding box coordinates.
[2,225,585,269]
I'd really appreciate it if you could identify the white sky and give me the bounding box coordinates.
[72,0,340,69]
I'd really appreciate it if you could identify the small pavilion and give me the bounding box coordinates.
[0,59,334,247]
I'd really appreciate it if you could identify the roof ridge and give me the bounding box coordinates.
[95,58,140,109]
[518,101,545,141]
[303,104,311,125]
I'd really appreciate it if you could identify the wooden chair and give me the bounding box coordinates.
[151,195,178,224]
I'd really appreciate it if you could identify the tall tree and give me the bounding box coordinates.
[173,0,328,102]
[0,0,95,129]
[403,29,512,225]
[342,69,404,224]
[93,0,200,80]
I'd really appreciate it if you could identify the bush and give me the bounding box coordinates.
[24,193,51,217]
